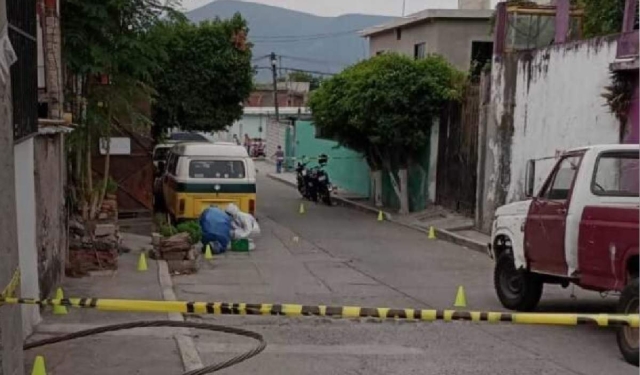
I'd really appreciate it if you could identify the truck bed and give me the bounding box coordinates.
[578,205,639,292]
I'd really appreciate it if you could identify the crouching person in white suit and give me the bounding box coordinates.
[225,204,260,250]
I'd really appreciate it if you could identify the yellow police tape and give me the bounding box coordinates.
[0,269,20,298]
[1,297,638,328]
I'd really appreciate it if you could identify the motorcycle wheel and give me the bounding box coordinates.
[322,193,332,206]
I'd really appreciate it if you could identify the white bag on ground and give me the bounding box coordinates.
[225,204,261,240]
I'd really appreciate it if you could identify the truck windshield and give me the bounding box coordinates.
[592,151,639,197]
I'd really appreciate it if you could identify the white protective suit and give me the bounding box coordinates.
[225,204,261,240]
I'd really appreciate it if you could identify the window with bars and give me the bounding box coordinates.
[7,0,38,141]
[414,43,426,60]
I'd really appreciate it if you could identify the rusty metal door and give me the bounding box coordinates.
[436,84,480,215]
[92,125,154,214]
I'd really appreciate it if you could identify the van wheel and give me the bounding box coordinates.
[617,278,639,366]
[494,252,543,311]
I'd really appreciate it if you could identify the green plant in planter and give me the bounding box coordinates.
[94,177,118,195]
[159,223,178,238]
[176,221,202,244]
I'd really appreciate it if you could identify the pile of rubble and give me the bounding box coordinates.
[67,196,123,277]
[98,194,118,220]
[150,232,199,274]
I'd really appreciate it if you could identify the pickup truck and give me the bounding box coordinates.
[489,144,639,365]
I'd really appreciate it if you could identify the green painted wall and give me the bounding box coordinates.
[294,121,371,197]
[295,120,432,212]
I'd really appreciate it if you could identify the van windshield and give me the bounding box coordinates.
[189,160,246,179]
[153,146,171,161]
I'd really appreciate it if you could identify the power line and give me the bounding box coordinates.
[279,54,350,66]
[250,30,361,44]
[254,66,336,76]
[251,54,271,62]
[250,28,362,40]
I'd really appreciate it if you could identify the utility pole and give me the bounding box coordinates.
[270,52,280,123]
[402,0,406,16]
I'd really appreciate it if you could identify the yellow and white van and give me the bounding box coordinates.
[162,142,256,222]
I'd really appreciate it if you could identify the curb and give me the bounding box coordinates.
[267,173,488,254]
[157,259,204,372]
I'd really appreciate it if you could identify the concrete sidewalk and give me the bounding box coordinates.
[23,233,201,375]
[265,168,490,254]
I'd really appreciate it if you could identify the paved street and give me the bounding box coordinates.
[171,167,635,375]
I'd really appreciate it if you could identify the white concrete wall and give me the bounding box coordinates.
[507,37,619,201]
[478,36,621,233]
[14,138,41,338]
[212,114,268,142]
[266,120,288,158]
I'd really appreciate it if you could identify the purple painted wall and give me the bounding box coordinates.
[625,80,639,144]
[621,78,639,194]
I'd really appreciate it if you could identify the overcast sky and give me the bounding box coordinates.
[181,0,500,17]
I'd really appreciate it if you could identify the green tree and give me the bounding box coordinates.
[309,54,464,213]
[580,0,627,37]
[62,0,176,219]
[151,14,254,135]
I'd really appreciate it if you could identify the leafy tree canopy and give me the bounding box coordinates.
[151,14,254,134]
[309,53,465,169]
[579,0,628,37]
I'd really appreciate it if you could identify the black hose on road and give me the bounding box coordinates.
[24,320,267,375]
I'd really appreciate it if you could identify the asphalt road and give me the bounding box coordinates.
[172,167,636,375]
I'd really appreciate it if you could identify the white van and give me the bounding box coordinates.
[161,142,257,222]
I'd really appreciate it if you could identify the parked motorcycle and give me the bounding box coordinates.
[296,155,332,206]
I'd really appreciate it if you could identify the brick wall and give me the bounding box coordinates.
[34,133,67,298]
[43,1,62,118]
[245,90,306,108]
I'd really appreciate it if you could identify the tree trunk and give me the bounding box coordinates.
[417,164,428,208]
[95,113,112,218]
[387,169,409,215]
[370,169,383,207]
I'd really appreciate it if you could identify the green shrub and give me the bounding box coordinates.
[176,221,202,244]
[159,223,177,238]
[94,177,118,195]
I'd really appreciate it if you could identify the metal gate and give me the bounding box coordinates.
[435,84,480,215]
[92,124,154,214]
[8,0,38,141]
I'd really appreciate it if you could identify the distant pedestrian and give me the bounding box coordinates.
[273,146,285,173]
[244,134,251,155]
[232,134,240,145]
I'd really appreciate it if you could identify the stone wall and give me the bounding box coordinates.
[34,133,67,298]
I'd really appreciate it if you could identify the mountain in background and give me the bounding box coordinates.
[187,0,392,82]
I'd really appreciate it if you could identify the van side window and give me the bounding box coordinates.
[541,155,581,201]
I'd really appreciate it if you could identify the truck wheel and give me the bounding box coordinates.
[617,278,639,366]
[494,253,543,311]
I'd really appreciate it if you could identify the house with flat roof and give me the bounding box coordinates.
[360,0,494,72]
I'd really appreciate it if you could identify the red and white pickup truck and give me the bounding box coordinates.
[489,144,639,365]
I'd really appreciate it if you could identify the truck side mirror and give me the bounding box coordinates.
[525,159,536,197]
